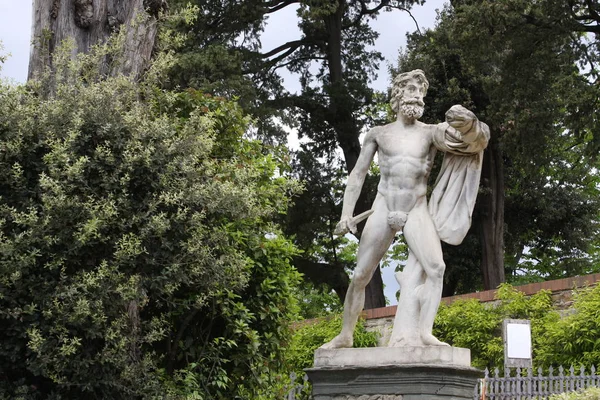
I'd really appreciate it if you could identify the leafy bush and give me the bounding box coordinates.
[280,314,378,399]
[434,282,600,371]
[536,284,600,368]
[0,44,301,399]
[293,281,343,320]
[286,314,378,373]
[434,284,555,369]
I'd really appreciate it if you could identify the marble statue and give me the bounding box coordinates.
[322,69,489,349]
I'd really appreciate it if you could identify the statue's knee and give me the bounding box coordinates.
[431,262,445,280]
[352,269,372,287]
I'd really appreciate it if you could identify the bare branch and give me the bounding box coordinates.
[584,0,600,21]
[342,0,390,30]
[343,1,422,34]
[242,45,299,74]
[265,44,300,67]
[265,0,300,14]
[389,5,422,35]
[261,39,305,59]
[361,0,390,16]
[573,23,600,33]
[271,55,327,72]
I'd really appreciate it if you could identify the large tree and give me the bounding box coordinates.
[169,0,426,309]
[29,0,166,79]
[397,0,600,291]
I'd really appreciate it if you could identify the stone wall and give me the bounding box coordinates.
[363,273,600,346]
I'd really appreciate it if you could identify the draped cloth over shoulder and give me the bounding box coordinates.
[429,121,490,245]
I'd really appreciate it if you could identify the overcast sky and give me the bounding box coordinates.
[0,0,446,305]
[0,0,33,83]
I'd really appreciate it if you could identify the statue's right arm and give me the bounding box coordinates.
[335,129,378,235]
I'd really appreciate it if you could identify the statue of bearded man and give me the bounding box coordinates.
[322,70,489,349]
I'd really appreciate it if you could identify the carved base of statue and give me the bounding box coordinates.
[307,347,482,399]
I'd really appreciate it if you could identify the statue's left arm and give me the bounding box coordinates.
[429,105,490,245]
[432,105,490,154]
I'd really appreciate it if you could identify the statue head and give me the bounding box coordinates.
[390,69,429,120]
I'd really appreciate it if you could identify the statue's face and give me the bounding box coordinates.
[398,78,425,119]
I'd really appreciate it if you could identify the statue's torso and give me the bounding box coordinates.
[375,121,436,212]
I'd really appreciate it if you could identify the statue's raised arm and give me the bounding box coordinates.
[433,104,490,155]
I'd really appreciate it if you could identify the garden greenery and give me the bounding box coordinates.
[434,283,600,370]
[286,314,378,373]
[0,42,302,399]
[289,283,600,377]
[283,314,378,398]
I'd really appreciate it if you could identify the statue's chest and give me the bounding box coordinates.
[377,131,432,159]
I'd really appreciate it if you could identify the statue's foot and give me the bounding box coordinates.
[388,333,424,347]
[421,332,450,346]
[320,334,353,349]
[387,336,404,347]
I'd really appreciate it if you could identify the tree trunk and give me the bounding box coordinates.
[293,258,350,302]
[479,131,506,289]
[363,266,385,309]
[29,0,161,80]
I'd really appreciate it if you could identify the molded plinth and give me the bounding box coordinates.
[306,347,482,400]
[314,346,471,368]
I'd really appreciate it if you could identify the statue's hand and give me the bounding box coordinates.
[445,105,476,132]
[334,216,357,236]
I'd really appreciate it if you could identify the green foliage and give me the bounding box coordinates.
[293,282,343,320]
[282,151,361,304]
[397,0,600,287]
[286,314,378,374]
[536,285,600,368]
[0,43,301,399]
[551,387,600,400]
[261,314,379,400]
[435,283,600,370]
[434,284,555,369]
[165,1,428,307]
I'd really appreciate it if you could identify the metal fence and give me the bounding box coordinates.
[285,372,310,400]
[285,366,600,399]
[476,365,600,399]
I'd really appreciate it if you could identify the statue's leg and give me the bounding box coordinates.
[321,196,395,349]
[403,202,449,346]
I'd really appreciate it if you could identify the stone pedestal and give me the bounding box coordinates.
[306,347,482,400]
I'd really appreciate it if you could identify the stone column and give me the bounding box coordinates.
[306,347,482,400]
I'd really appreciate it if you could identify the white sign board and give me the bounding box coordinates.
[506,323,531,358]
[503,319,532,368]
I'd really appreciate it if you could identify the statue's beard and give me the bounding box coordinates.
[399,103,424,119]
